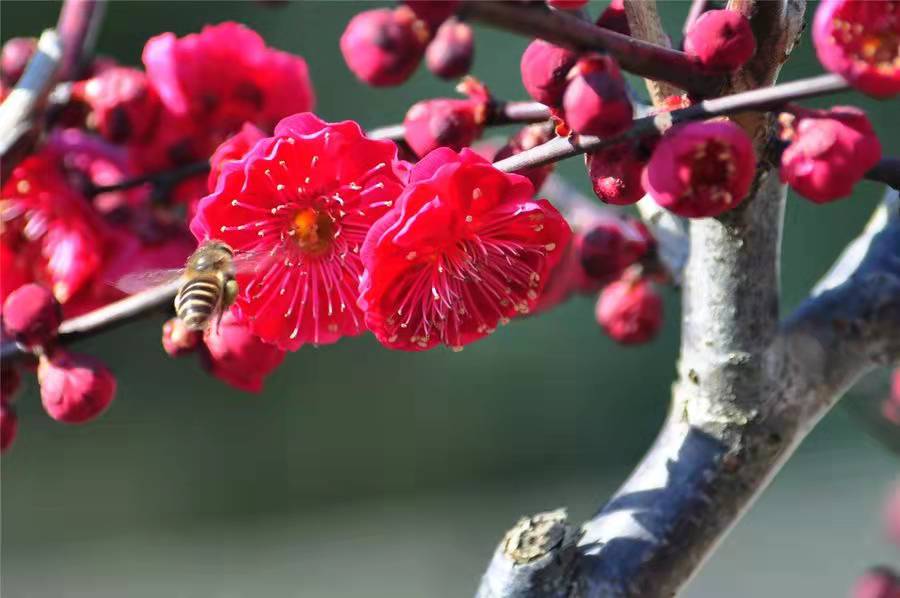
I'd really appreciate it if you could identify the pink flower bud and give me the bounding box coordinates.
[426,18,474,80]
[404,0,461,32]
[340,7,428,87]
[586,142,648,205]
[162,317,201,358]
[2,284,62,348]
[1,37,37,86]
[547,0,589,9]
[579,219,653,284]
[494,123,556,191]
[595,278,663,345]
[562,55,633,137]
[200,311,285,393]
[403,80,489,157]
[851,567,900,598]
[207,122,266,192]
[72,67,161,143]
[38,350,117,424]
[520,39,580,107]
[813,0,900,99]
[596,0,630,36]
[1,400,17,453]
[780,106,882,203]
[684,9,756,72]
[643,121,755,218]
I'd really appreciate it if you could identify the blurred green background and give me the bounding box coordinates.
[2,2,897,597]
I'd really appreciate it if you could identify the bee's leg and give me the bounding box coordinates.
[217,279,240,332]
[223,279,239,308]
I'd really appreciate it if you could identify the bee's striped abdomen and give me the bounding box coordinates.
[175,274,221,330]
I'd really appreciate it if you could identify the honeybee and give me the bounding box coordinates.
[117,240,267,331]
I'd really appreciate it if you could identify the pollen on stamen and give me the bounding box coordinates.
[276,184,285,191]
[472,187,483,200]
[545,243,557,252]
[465,215,473,223]
[406,251,417,260]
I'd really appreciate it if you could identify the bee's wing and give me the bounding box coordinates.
[232,247,280,276]
[114,268,185,295]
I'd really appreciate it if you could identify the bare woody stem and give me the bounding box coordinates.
[460,0,725,97]
[492,73,850,172]
[55,0,106,82]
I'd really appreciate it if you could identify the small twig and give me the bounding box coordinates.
[0,30,63,183]
[368,100,551,142]
[492,73,850,173]
[0,278,181,362]
[622,0,682,103]
[89,160,210,195]
[55,0,107,82]
[461,0,725,97]
[866,157,900,191]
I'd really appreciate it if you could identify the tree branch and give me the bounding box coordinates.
[492,73,849,172]
[476,2,813,596]
[0,30,63,183]
[367,100,551,142]
[474,186,899,598]
[622,0,682,104]
[55,0,106,82]
[460,0,724,97]
[0,0,107,184]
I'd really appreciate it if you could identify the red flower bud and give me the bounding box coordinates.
[162,317,201,358]
[851,567,900,598]
[780,106,881,203]
[426,18,474,80]
[579,218,653,284]
[340,7,428,87]
[547,0,589,9]
[404,80,489,157]
[596,0,630,36]
[813,0,900,99]
[200,311,285,393]
[404,0,461,32]
[562,55,633,137]
[2,284,62,348]
[684,9,756,72]
[0,400,17,453]
[520,39,580,107]
[72,67,161,143]
[586,142,647,205]
[494,123,556,191]
[595,278,663,345]
[643,121,755,218]
[1,37,37,86]
[38,350,117,424]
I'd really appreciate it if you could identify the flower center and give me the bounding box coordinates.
[833,10,900,68]
[687,139,737,203]
[292,207,334,256]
